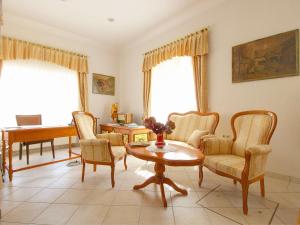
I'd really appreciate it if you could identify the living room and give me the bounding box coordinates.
[0,0,299,224]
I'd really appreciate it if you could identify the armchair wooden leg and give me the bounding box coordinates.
[93,164,97,172]
[124,154,127,170]
[19,143,22,160]
[260,177,265,197]
[81,160,85,182]
[233,179,237,184]
[199,165,203,187]
[51,140,55,159]
[241,181,249,215]
[26,144,29,165]
[40,143,43,156]
[111,165,115,188]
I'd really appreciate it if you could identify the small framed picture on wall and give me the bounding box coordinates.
[92,73,115,96]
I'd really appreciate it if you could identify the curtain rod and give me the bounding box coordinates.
[2,36,88,58]
[143,27,208,55]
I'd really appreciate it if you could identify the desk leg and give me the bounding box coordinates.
[2,139,6,175]
[68,136,72,158]
[128,132,133,143]
[8,143,13,182]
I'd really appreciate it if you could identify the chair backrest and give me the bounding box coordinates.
[166,111,219,142]
[16,114,42,126]
[72,111,96,140]
[231,110,277,157]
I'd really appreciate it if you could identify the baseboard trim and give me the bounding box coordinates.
[265,171,300,184]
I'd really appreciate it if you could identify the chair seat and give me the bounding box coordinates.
[204,154,245,179]
[111,146,126,161]
[22,139,53,145]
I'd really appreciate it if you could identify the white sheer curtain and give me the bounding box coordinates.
[0,60,79,127]
[150,56,197,122]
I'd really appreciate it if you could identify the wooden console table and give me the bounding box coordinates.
[1,125,79,181]
[100,124,150,143]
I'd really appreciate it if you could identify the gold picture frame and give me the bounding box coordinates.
[92,73,115,96]
[232,29,299,83]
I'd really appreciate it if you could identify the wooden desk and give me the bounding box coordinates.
[125,143,204,207]
[100,124,150,143]
[1,125,79,181]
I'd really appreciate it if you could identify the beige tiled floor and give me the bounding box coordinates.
[0,147,299,225]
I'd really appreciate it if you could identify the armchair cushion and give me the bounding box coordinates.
[187,130,209,148]
[202,136,233,155]
[111,146,126,161]
[204,154,245,179]
[96,133,123,146]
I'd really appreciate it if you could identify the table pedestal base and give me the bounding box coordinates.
[133,163,187,207]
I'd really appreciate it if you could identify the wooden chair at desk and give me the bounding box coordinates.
[16,114,55,165]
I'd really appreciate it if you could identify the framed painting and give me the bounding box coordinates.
[232,29,299,83]
[92,73,115,96]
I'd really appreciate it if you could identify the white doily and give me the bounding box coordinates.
[146,144,177,153]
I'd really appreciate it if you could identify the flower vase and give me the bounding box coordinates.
[155,133,165,148]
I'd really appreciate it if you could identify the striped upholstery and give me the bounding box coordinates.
[232,114,273,157]
[73,113,95,139]
[79,139,126,163]
[205,154,245,178]
[80,139,112,162]
[96,133,123,146]
[166,113,217,142]
[202,111,275,180]
[202,136,233,155]
[247,145,271,179]
[73,111,126,164]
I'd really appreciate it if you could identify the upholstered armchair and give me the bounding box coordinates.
[72,111,127,187]
[199,110,277,214]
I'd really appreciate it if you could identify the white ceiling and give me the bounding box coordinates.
[3,0,207,47]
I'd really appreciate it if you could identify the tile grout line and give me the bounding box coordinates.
[26,201,52,224]
[137,191,144,225]
[195,184,221,204]
[62,204,81,225]
[195,184,242,225]
[268,202,280,225]
[100,183,120,225]
[203,206,243,225]
[170,189,177,225]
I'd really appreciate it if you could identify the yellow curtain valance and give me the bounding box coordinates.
[142,28,208,72]
[0,36,88,73]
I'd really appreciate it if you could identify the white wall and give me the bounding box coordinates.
[119,0,300,179]
[2,12,120,147]
[3,12,120,123]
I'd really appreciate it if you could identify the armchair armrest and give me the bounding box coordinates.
[201,136,233,155]
[244,144,272,179]
[96,133,124,146]
[79,139,113,162]
[246,145,272,155]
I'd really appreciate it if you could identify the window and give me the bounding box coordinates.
[150,56,197,122]
[0,60,79,127]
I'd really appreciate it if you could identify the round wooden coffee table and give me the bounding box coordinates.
[125,143,204,207]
